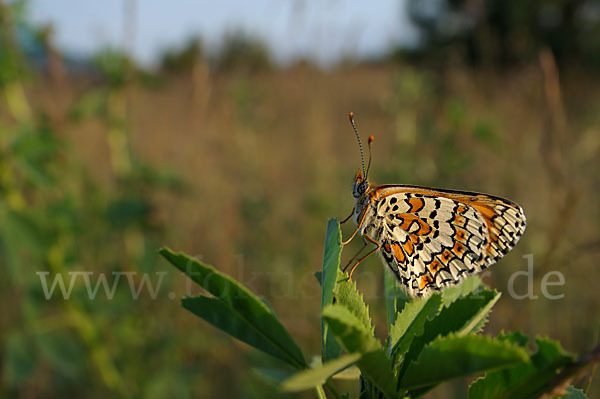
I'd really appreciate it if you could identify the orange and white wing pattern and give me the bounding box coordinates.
[367,185,526,297]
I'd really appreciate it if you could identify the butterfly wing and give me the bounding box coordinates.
[370,185,526,297]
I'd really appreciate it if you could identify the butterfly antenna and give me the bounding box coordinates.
[366,135,374,179]
[348,112,366,178]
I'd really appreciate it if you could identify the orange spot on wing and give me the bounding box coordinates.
[397,214,431,236]
[419,275,433,290]
[440,249,453,265]
[384,243,391,253]
[455,230,467,242]
[453,213,467,226]
[452,241,465,256]
[391,243,405,263]
[428,259,441,274]
[408,197,425,213]
[417,220,432,235]
[409,234,419,244]
[402,239,415,256]
[397,214,417,230]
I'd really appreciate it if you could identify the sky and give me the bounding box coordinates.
[28,0,418,67]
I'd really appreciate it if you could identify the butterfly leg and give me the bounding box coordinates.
[342,239,368,271]
[341,227,360,245]
[341,210,368,245]
[343,234,381,280]
[339,206,355,225]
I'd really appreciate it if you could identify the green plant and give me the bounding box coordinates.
[161,218,598,398]
[0,3,186,395]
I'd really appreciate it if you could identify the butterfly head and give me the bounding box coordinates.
[352,170,370,199]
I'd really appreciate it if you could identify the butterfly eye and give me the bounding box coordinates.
[358,181,368,194]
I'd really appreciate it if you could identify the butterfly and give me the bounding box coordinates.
[341,113,526,297]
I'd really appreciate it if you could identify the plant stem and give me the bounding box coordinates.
[315,384,327,399]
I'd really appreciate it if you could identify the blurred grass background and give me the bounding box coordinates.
[1,0,599,398]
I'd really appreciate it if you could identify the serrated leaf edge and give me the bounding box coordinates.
[401,333,530,389]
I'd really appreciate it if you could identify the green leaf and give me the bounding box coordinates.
[498,330,530,347]
[333,269,373,334]
[358,352,402,399]
[323,305,379,354]
[468,337,575,399]
[323,304,398,398]
[314,270,322,285]
[260,297,277,315]
[440,275,484,305]
[321,218,343,362]
[332,365,361,380]
[280,353,361,392]
[454,290,501,336]
[160,248,307,369]
[322,218,342,308]
[320,219,374,361]
[182,296,299,367]
[398,287,501,381]
[401,334,529,390]
[388,293,443,358]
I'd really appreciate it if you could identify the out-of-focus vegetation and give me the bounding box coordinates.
[0,0,599,398]
[406,0,600,67]
[161,224,596,399]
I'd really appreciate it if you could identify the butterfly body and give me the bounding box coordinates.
[350,170,526,297]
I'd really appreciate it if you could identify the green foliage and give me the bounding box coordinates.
[388,292,443,358]
[92,48,135,87]
[406,0,600,68]
[0,5,184,395]
[321,219,344,362]
[469,335,576,399]
[159,248,307,369]
[280,354,361,392]
[322,304,398,398]
[159,37,204,74]
[164,219,598,398]
[35,330,86,380]
[401,334,528,390]
[331,276,374,335]
[384,269,411,328]
[3,333,35,387]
